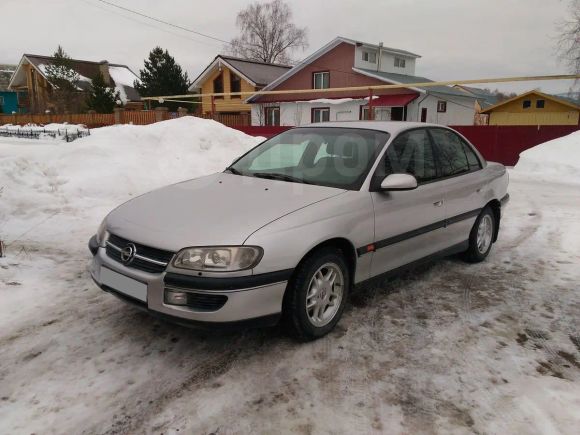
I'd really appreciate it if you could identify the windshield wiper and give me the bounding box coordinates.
[225,166,242,175]
[252,172,312,185]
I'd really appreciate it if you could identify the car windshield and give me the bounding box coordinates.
[228,127,390,190]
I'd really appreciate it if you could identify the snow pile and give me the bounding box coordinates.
[514,130,580,184]
[0,116,261,249]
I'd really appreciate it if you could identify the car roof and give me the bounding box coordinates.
[296,121,447,135]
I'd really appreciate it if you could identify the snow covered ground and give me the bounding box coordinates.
[0,120,579,434]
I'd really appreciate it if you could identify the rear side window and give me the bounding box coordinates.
[429,129,470,177]
[384,129,437,183]
[462,141,482,170]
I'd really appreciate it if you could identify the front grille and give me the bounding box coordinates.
[106,233,175,274]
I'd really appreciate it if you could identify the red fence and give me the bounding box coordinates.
[451,125,579,166]
[234,126,292,138]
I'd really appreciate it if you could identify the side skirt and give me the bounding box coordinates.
[354,240,469,291]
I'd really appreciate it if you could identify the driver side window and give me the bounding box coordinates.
[384,129,437,183]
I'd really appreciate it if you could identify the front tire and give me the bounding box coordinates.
[463,206,495,263]
[283,247,350,341]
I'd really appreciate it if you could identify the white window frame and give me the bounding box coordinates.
[312,107,330,123]
[394,57,406,68]
[437,101,447,113]
[362,50,377,63]
[313,72,330,89]
[264,106,280,126]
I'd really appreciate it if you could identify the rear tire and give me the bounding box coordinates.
[283,247,350,341]
[463,206,495,263]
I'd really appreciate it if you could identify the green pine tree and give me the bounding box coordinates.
[134,47,191,109]
[45,45,80,92]
[85,71,120,113]
[44,45,83,113]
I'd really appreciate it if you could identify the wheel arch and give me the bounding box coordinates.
[486,199,501,242]
[287,237,358,289]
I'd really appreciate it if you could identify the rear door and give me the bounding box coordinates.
[369,128,448,277]
[429,128,485,247]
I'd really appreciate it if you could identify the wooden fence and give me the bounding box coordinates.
[0,110,251,128]
[0,112,115,128]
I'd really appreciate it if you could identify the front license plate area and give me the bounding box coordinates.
[101,267,148,302]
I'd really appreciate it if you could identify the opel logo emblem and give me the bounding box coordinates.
[120,243,137,264]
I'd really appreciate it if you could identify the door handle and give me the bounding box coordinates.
[433,200,443,207]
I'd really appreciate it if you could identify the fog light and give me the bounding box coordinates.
[165,289,188,306]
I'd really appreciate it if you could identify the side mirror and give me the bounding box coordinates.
[380,173,418,191]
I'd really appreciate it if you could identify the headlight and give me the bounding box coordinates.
[96,219,108,247]
[173,246,263,272]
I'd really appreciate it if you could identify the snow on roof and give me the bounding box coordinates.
[9,54,141,101]
[109,65,140,103]
[0,64,17,91]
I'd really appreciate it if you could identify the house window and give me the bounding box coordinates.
[522,100,531,109]
[361,106,370,120]
[536,99,545,109]
[362,50,377,63]
[313,72,330,89]
[230,72,241,98]
[311,107,330,123]
[264,106,280,126]
[437,101,447,113]
[213,73,224,99]
[394,57,406,68]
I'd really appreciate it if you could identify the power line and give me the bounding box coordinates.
[80,0,221,47]
[94,0,231,45]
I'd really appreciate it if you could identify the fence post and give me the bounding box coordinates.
[177,107,188,117]
[154,106,169,122]
[114,107,125,125]
[88,110,96,127]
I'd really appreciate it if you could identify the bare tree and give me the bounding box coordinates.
[226,0,307,64]
[557,0,580,74]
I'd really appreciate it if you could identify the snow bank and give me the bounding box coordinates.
[0,117,261,249]
[514,130,580,184]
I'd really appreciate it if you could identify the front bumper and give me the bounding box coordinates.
[89,240,290,328]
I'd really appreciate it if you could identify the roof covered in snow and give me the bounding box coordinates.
[8,55,141,102]
[189,55,291,90]
[0,64,17,91]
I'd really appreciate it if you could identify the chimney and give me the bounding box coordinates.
[99,61,111,85]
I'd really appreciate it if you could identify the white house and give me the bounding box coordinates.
[247,37,477,126]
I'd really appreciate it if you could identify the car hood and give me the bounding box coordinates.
[106,172,346,251]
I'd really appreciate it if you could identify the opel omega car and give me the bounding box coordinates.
[89,121,509,340]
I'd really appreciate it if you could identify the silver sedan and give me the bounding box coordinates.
[89,121,509,340]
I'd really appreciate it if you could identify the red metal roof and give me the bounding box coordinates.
[372,93,419,107]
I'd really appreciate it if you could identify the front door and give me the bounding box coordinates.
[369,128,447,277]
